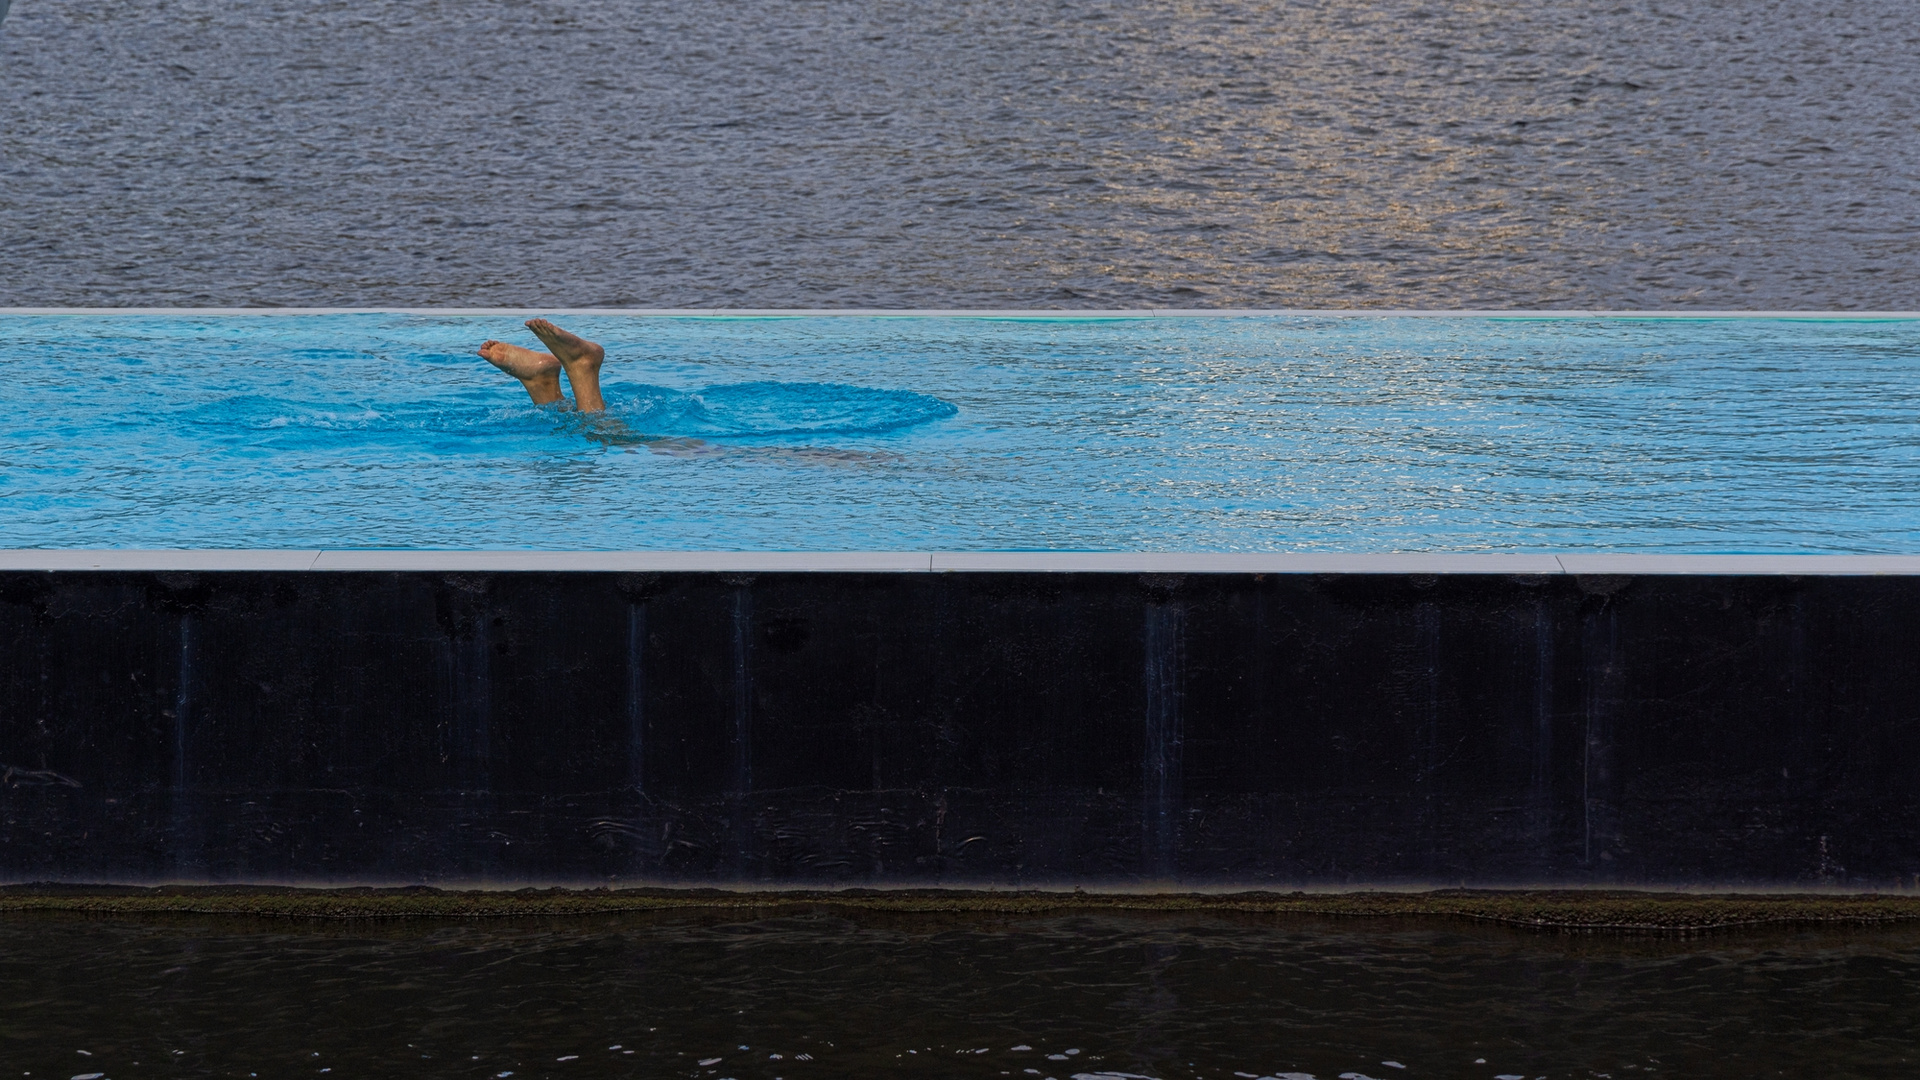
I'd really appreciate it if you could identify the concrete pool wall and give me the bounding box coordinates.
[4,552,1920,890]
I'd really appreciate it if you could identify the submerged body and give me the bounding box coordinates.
[474,320,885,462]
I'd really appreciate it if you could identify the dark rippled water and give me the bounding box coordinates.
[6,912,1920,1079]
[2,0,1916,309]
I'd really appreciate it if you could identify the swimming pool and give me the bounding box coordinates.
[3,311,1917,552]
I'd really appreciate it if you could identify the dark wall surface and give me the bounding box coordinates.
[3,570,1918,888]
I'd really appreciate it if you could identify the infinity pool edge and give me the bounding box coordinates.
[7,551,1920,574]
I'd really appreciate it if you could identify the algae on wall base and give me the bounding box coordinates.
[4,885,1920,934]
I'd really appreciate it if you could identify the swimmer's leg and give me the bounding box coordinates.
[526,318,606,413]
[478,340,566,406]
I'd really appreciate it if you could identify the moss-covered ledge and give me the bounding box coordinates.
[5,884,1920,933]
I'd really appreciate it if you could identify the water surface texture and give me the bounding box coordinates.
[2,0,1916,308]
[4,912,1920,1080]
[3,314,1918,551]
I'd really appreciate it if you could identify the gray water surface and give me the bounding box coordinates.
[2,0,1916,309]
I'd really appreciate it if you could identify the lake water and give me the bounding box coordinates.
[5,910,1920,1080]
[2,313,1917,552]
[1,0,1916,310]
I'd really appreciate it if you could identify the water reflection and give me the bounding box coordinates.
[3,911,1917,1079]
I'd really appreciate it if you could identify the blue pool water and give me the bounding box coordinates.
[2,313,1918,552]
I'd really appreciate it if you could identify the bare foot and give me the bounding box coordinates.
[526,318,606,412]
[478,340,565,406]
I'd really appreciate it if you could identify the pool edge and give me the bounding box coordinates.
[3,307,1918,319]
[5,550,1920,574]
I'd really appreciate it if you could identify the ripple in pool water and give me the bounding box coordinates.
[620,381,960,438]
[184,382,956,441]
[175,382,956,459]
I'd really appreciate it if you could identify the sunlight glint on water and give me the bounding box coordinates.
[2,314,1918,552]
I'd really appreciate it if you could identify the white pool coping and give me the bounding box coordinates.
[2,307,1917,319]
[4,551,1920,575]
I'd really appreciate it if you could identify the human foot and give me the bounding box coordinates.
[526,318,606,412]
[478,340,565,406]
